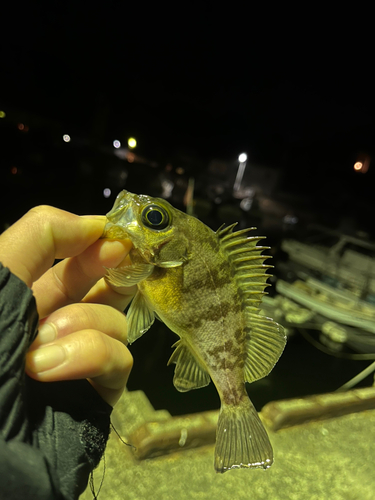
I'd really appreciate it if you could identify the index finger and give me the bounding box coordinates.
[0,206,105,287]
[33,238,134,318]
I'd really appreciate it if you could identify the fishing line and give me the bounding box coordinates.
[110,422,136,449]
[88,424,135,499]
[89,453,106,500]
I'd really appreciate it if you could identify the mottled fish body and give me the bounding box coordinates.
[104,190,286,472]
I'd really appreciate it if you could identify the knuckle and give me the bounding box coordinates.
[27,205,58,227]
[79,329,113,365]
[28,205,55,216]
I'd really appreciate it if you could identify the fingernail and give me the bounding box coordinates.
[38,323,57,344]
[26,345,66,373]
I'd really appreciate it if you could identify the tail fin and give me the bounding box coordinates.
[214,399,273,473]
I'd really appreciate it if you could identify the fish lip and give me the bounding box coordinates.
[103,190,138,236]
[105,190,130,222]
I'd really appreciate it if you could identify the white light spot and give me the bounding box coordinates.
[63,134,71,142]
[240,197,253,211]
[103,188,111,198]
[238,153,247,162]
[178,428,188,447]
[113,140,121,148]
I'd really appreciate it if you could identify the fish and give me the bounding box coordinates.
[103,190,286,473]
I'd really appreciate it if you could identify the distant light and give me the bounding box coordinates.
[63,134,71,142]
[11,167,18,175]
[240,197,253,211]
[354,154,370,173]
[128,137,137,149]
[113,140,121,148]
[176,167,185,175]
[0,111,6,118]
[103,188,111,198]
[161,179,174,198]
[234,154,248,192]
[17,123,29,132]
[283,215,299,225]
[127,152,135,163]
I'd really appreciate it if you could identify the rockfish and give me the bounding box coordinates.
[103,190,286,473]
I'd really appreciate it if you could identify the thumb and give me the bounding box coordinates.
[0,206,105,287]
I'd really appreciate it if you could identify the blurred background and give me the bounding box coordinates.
[1,4,375,415]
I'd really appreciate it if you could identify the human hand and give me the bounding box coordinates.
[0,205,135,406]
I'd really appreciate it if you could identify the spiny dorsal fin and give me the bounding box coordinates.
[167,340,211,392]
[217,224,271,309]
[217,224,286,379]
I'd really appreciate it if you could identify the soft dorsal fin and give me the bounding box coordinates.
[217,224,286,381]
[243,313,286,382]
[167,339,211,392]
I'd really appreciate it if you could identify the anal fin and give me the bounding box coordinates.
[167,340,211,392]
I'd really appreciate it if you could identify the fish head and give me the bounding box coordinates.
[103,190,190,267]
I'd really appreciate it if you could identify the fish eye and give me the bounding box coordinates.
[141,204,170,230]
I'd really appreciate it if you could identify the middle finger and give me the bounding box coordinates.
[30,302,129,349]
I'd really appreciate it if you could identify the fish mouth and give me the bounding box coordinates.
[103,190,137,239]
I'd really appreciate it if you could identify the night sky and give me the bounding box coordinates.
[1,5,375,411]
[1,5,375,231]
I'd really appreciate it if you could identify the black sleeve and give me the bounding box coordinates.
[0,263,113,500]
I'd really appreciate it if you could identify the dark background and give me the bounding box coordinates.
[1,4,374,414]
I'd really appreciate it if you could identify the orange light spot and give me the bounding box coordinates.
[354,162,362,171]
[17,123,24,130]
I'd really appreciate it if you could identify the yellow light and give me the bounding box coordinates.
[0,111,6,118]
[354,162,363,171]
[128,137,137,149]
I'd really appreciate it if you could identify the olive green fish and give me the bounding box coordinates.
[103,190,286,473]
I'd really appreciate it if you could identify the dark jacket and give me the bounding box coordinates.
[0,263,112,500]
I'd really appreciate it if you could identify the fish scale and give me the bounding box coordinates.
[103,190,286,473]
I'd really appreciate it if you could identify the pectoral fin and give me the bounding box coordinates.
[126,291,155,344]
[244,313,286,383]
[105,263,154,287]
[168,340,211,392]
